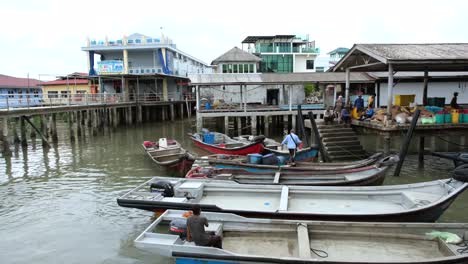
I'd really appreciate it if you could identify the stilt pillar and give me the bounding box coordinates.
[251,116,257,136]
[383,133,391,155]
[137,105,143,123]
[196,115,203,133]
[418,136,425,168]
[51,114,58,142]
[237,117,242,136]
[224,116,229,135]
[20,117,28,147]
[264,116,270,137]
[40,115,48,146]
[1,117,11,155]
[12,118,20,144]
[180,103,184,119]
[170,104,175,121]
[68,112,75,142]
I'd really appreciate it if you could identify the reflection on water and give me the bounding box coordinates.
[0,118,467,263]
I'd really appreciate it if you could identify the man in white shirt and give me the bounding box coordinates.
[281,129,302,164]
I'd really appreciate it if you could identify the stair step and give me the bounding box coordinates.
[325,145,363,151]
[318,128,354,133]
[327,149,366,156]
[320,131,356,137]
[317,124,349,129]
[322,136,359,143]
[323,140,361,146]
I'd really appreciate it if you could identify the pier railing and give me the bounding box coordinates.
[0,92,195,110]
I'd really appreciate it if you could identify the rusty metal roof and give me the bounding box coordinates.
[0,74,43,88]
[188,72,375,86]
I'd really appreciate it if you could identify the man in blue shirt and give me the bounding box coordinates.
[281,129,302,164]
[354,95,364,111]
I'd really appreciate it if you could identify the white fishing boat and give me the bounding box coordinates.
[135,209,468,264]
[117,176,468,222]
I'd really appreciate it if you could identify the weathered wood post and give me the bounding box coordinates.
[1,117,11,155]
[20,117,28,147]
[394,109,421,176]
[40,115,48,146]
[264,115,270,137]
[12,118,20,144]
[51,114,58,142]
[170,104,175,121]
[418,136,425,168]
[68,112,75,142]
[251,116,257,136]
[224,116,229,135]
[76,111,82,138]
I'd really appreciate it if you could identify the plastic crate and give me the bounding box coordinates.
[395,95,415,106]
[427,97,445,107]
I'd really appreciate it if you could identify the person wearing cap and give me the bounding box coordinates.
[450,92,461,109]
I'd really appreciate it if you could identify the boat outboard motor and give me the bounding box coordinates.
[453,164,468,182]
[149,181,174,197]
[169,218,187,239]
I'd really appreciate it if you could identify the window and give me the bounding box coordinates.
[233,64,238,73]
[306,60,314,70]
[76,90,86,94]
[222,64,228,73]
[48,91,58,98]
[244,64,249,73]
[316,67,325,73]
[60,91,69,98]
[238,64,244,73]
[249,64,254,73]
[8,90,14,98]
[33,90,40,97]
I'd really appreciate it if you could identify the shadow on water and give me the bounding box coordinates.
[0,118,467,264]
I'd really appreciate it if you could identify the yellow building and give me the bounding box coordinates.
[41,73,97,104]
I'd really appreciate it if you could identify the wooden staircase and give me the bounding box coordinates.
[317,123,368,161]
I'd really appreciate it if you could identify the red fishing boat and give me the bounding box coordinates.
[188,132,265,155]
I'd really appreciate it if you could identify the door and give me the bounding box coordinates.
[267,89,279,105]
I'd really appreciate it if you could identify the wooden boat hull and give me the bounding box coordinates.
[266,146,319,162]
[208,153,395,174]
[186,164,389,186]
[135,210,468,264]
[143,141,195,175]
[190,135,264,155]
[117,177,468,222]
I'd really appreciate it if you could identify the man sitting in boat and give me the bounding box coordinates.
[186,204,223,249]
[281,128,302,165]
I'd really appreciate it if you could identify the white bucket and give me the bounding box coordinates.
[159,138,168,148]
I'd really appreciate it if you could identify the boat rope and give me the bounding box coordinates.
[456,241,468,254]
[310,246,328,258]
[434,135,468,149]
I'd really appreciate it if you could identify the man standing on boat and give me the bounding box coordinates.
[186,204,222,249]
[281,128,302,165]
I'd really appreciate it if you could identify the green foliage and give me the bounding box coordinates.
[304,83,317,96]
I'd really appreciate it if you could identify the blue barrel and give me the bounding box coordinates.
[205,102,211,110]
[247,154,263,164]
[203,133,215,144]
[444,113,452,123]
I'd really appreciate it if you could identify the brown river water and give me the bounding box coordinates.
[0,118,467,263]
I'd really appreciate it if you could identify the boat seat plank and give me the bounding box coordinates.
[297,223,311,259]
[279,186,289,211]
[273,172,281,184]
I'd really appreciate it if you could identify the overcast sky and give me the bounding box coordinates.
[1,0,468,80]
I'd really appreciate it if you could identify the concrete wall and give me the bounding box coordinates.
[294,55,316,72]
[199,84,305,105]
[127,51,155,68]
[379,80,468,106]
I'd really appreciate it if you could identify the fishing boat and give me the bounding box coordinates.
[203,152,390,173]
[433,152,468,167]
[236,135,320,162]
[185,161,390,186]
[143,139,195,175]
[135,209,468,264]
[117,176,468,222]
[188,131,264,156]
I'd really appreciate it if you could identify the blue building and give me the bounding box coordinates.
[0,74,43,108]
[82,33,213,101]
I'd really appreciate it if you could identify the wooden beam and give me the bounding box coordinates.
[23,116,50,147]
[422,70,429,106]
[387,64,394,115]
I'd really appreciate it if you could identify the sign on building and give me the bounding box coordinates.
[97,60,124,74]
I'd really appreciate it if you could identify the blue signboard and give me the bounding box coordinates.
[97,60,124,74]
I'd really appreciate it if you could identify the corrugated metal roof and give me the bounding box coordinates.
[368,71,468,79]
[0,74,43,88]
[333,43,468,72]
[211,47,262,65]
[188,72,375,86]
[327,47,350,55]
[242,35,296,43]
[42,79,89,86]
[358,43,468,61]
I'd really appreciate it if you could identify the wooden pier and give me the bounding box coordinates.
[0,99,195,155]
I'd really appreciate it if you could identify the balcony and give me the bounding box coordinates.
[128,67,164,75]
